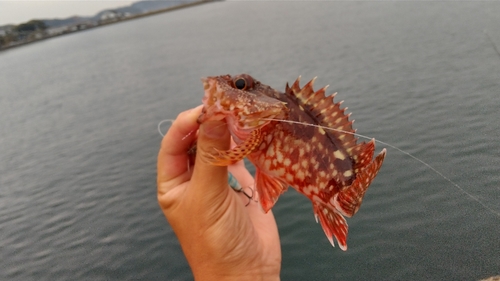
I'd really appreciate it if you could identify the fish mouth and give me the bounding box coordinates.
[200,77,211,91]
[237,114,273,129]
[198,77,223,123]
[226,113,273,141]
[198,105,272,132]
[200,77,213,106]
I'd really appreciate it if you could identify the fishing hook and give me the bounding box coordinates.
[228,172,256,206]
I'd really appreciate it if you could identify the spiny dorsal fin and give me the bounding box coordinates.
[284,77,358,153]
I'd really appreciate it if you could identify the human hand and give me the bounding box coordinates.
[157,105,281,281]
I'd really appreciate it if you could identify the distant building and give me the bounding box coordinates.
[99,10,132,24]
[45,21,95,36]
[46,26,69,36]
[0,25,14,36]
[34,32,44,39]
[100,11,118,22]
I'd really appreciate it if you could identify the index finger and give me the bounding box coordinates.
[157,105,203,191]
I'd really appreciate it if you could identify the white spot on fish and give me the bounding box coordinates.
[275,140,282,149]
[276,150,283,163]
[259,154,265,163]
[319,180,327,190]
[264,159,271,170]
[303,185,311,196]
[305,143,311,152]
[267,144,275,157]
[277,167,285,176]
[334,150,345,160]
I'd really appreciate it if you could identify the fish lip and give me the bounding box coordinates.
[200,77,216,107]
[200,77,210,91]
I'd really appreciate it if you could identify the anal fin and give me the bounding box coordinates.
[204,129,263,166]
[255,168,288,213]
[313,202,348,251]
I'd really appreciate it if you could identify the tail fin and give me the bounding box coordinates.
[334,149,386,217]
[313,202,348,251]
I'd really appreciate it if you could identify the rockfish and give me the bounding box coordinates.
[197,74,386,250]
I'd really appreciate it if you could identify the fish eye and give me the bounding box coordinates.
[234,78,247,90]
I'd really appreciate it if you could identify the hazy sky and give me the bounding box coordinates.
[0,1,136,26]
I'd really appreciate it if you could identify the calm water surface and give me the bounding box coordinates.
[1,2,499,280]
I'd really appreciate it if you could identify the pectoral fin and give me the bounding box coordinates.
[203,129,263,166]
[255,168,288,213]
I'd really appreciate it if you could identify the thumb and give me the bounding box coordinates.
[190,120,231,199]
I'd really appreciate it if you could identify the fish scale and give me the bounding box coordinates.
[197,74,386,251]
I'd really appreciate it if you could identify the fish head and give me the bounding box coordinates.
[198,74,288,136]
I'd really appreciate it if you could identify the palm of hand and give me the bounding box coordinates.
[157,106,281,280]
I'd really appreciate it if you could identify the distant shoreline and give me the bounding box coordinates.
[0,0,217,52]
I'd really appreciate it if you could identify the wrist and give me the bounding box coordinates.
[188,252,280,281]
[193,267,280,281]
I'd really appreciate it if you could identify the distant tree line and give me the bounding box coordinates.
[0,20,47,49]
[15,20,47,32]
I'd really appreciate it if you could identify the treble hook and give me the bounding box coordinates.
[186,146,255,206]
[228,172,256,206]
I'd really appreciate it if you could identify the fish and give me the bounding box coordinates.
[197,74,386,251]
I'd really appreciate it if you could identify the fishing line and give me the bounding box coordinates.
[484,30,500,60]
[262,118,500,217]
[157,119,225,139]
[157,119,175,137]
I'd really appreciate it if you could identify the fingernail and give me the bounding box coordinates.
[202,120,227,139]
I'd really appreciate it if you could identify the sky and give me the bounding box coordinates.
[0,1,136,26]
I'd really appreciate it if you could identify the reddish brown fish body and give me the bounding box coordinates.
[198,74,386,251]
